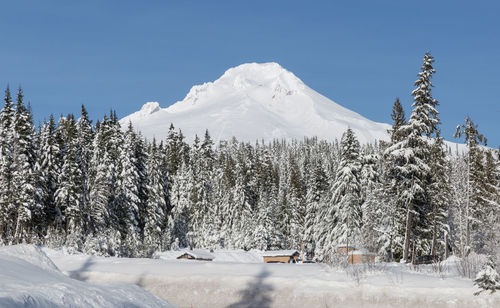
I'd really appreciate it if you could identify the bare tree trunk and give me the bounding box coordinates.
[431,201,438,255]
[465,150,471,256]
[445,232,449,259]
[403,202,414,262]
[411,239,416,265]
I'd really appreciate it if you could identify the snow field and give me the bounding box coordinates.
[0,245,174,308]
[43,247,500,308]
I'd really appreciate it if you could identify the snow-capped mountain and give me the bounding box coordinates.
[120,62,391,144]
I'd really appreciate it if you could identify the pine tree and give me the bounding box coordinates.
[428,133,451,256]
[327,128,362,259]
[388,98,406,144]
[37,115,61,236]
[411,52,440,137]
[0,87,15,242]
[303,157,328,259]
[170,161,192,248]
[54,118,83,251]
[474,257,500,295]
[116,123,142,256]
[12,87,39,243]
[87,122,111,236]
[143,140,167,255]
[385,52,439,261]
[76,105,94,234]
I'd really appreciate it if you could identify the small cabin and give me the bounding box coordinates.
[176,249,215,261]
[348,249,376,264]
[337,244,358,255]
[262,250,300,263]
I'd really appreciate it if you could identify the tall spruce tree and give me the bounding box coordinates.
[54,117,83,251]
[327,128,362,259]
[143,140,167,255]
[0,87,15,242]
[12,88,39,243]
[117,123,142,256]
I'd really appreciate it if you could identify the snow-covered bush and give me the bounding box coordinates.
[325,252,348,269]
[474,258,500,295]
[457,252,488,279]
[431,259,448,279]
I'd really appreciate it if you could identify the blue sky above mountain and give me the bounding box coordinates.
[1,0,499,147]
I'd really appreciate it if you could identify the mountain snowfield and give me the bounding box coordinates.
[120,62,392,144]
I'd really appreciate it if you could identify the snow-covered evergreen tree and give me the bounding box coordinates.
[0,87,16,243]
[326,128,362,259]
[37,115,61,237]
[116,123,142,256]
[428,133,451,256]
[54,117,83,251]
[474,257,500,295]
[12,88,40,243]
[385,52,439,261]
[75,105,93,235]
[143,140,167,255]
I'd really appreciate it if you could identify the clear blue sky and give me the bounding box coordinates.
[1,0,499,147]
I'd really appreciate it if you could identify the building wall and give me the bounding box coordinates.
[348,254,376,264]
[263,256,292,263]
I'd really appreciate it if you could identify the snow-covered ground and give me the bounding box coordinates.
[41,247,500,308]
[0,245,174,307]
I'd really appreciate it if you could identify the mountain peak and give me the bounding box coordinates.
[218,62,305,92]
[170,62,305,113]
[140,102,160,114]
[121,63,391,144]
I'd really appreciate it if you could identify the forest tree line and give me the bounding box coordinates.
[0,53,498,263]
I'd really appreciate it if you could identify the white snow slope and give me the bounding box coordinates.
[44,247,500,308]
[120,62,392,144]
[0,245,174,308]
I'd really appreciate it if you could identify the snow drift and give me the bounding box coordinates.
[0,245,173,308]
[120,62,391,144]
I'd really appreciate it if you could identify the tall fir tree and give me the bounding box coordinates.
[327,128,362,259]
[12,87,39,243]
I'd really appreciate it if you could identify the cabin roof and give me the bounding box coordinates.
[336,243,360,249]
[178,249,215,260]
[348,249,376,256]
[262,250,299,257]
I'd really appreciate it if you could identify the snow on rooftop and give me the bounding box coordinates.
[348,249,376,255]
[261,250,299,257]
[336,243,360,249]
[178,249,215,260]
[155,249,263,263]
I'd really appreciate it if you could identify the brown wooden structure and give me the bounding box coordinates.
[347,250,376,264]
[262,250,300,263]
[337,244,358,255]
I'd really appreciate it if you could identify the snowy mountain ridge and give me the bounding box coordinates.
[120,62,393,144]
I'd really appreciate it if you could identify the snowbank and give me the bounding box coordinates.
[0,245,174,308]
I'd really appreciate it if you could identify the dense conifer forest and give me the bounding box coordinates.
[0,53,498,264]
